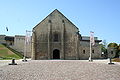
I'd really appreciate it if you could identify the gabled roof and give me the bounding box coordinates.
[33,9,79,30]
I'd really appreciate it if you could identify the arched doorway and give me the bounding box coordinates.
[53,49,60,59]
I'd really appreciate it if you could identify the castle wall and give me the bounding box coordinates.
[13,35,31,58]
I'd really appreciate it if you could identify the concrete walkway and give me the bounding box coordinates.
[0,59,120,80]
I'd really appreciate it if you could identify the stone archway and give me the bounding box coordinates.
[53,49,60,59]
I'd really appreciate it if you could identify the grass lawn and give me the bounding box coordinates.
[0,44,22,60]
[0,44,5,48]
[112,58,120,62]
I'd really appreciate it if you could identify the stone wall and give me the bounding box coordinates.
[31,9,102,60]
[13,35,31,58]
[32,9,79,60]
[79,41,102,59]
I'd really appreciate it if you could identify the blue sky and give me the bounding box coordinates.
[0,0,120,44]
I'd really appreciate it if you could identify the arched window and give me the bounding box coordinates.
[62,20,65,23]
[48,20,51,23]
[83,50,85,54]
[54,33,59,42]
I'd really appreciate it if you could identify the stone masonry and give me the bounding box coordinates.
[31,9,102,60]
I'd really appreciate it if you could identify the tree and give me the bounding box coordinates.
[118,44,120,51]
[100,44,106,52]
[103,40,107,48]
[118,44,120,58]
[100,40,108,58]
[108,43,118,48]
[108,43,119,58]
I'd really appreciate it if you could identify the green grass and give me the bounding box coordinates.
[0,49,8,54]
[0,44,23,60]
[112,58,120,62]
[0,44,4,48]
[6,46,23,58]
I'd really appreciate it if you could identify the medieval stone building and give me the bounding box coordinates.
[31,9,102,60]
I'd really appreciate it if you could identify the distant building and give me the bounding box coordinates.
[0,35,31,58]
[80,36,102,59]
[5,36,14,46]
[0,35,14,46]
[31,9,102,60]
[0,35,6,44]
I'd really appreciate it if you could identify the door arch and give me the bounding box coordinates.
[53,49,60,59]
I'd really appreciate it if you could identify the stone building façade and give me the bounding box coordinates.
[31,9,102,60]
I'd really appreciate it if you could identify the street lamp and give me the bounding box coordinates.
[107,47,115,64]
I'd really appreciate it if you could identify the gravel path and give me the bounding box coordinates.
[0,60,120,80]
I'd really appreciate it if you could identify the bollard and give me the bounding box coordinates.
[9,58,17,65]
[22,57,27,62]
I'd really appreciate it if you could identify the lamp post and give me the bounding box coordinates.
[108,47,115,64]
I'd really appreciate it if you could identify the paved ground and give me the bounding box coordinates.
[0,59,120,80]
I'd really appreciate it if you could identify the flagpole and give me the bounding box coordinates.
[89,31,94,62]
[89,41,92,61]
[22,30,27,62]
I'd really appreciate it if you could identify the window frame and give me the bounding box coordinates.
[53,33,59,42]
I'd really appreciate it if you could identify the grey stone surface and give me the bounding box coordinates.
[0,60,120,80]
[31,9,102,60]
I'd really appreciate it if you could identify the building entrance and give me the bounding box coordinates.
[53,49,60,59]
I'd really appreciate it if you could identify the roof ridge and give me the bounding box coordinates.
[33,9,79,30]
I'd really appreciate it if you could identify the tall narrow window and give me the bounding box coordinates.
[92,50,94,53]
[48,20,51,23]
[54,34,59,42]
[62,20,65,23]
[83,50,85,54]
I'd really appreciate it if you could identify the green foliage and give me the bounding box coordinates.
[118,44,120,51]
[0,44,5,48]
[108,43,120,58]
[101,42,120,58]
[108,43,118,49]
[100,44,106,52]
[100,43,107,58]
[112,58,120,62]
[118,51,120,56]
